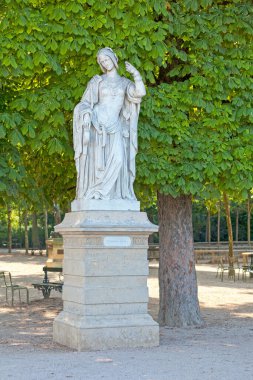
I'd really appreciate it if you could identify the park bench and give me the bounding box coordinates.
[29,246,43,256]
[32,281,63,299]
[42,266,63,282]
[2,240,21,249]
[32,266,63,299]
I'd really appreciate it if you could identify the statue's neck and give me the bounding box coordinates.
[106,67,118,78]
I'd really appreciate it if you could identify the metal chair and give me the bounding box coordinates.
[0,271,8,302]
[216,257,238,282]
[0,271,29,306]
[241,255,251,281]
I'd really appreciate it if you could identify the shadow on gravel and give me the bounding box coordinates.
[0,298,69,352]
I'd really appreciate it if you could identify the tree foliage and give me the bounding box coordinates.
[0,0,168,209]
[1,0,252,208]
[138,0,253,200]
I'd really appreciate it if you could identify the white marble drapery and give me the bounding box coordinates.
[73,73,144,201]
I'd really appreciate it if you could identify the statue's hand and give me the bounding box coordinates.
[125,61,139,76]
[83,113,91,129]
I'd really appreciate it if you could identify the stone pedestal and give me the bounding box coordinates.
[53,210,159,351]
[45,237,64,268]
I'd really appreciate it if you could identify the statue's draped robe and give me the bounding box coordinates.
[73,75,141,200]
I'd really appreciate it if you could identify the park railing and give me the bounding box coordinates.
[148,241,253,264]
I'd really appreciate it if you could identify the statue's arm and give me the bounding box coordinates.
[125,62,146,98]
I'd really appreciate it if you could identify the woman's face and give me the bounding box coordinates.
[98,54,115,72]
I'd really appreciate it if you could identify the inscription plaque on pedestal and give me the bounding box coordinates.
[104,236,131,247]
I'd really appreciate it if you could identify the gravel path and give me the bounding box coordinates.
[0,252,252,380]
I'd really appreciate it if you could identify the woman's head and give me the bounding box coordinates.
[97,47,118,72]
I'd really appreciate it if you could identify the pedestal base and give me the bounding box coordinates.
[53,210,159,351]
[54,313,159,351]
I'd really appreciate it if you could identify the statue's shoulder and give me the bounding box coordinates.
[89,75,102,85]
[85,75,102,90]
[121,76,132,86]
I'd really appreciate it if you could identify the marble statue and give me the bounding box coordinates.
[73,47,146,201]
[54,51,159,349]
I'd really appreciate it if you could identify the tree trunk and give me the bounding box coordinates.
[235,208,239,242]
[223,193,234,269]
[158,193,203,327]
[247,192,251,245]
[7,205,12,253]
[54,203,61,225]
[206,209,211,243]
[32,212,40,248]
[217,204,220,244]
[44,209,48,242]
[18,207,22,246]
[24,211,29,254]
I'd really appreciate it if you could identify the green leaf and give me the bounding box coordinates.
[48,138,63,154]
[9,130,25,146]
[10,98,28,111]
[33,51,47,66]
[0,125,6,138]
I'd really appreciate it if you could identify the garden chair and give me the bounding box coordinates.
[216,257,224,278]
[241,255,250,281]
[216,257,239,282]
[0,271,8,301]
[0,271,29,306]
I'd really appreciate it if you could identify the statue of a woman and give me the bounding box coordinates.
[73,47,146,201]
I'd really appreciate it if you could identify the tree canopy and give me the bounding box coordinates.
[1,0,252,210]
[0,0,168,209]
[138,0,253,201]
